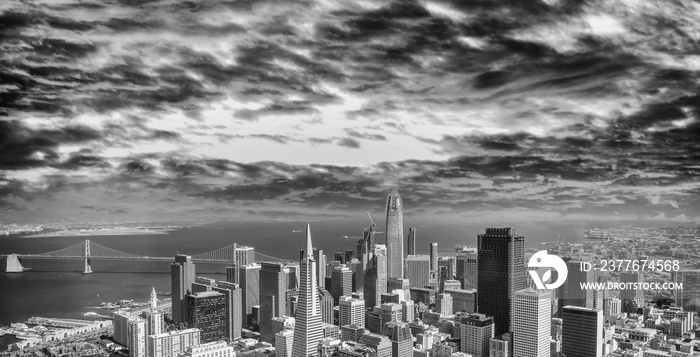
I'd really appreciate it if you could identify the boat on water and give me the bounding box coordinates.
[584,228,617,240]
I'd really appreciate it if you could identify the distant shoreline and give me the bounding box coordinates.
[15,229,172,238]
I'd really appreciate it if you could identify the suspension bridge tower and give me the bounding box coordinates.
[84,239,93,274]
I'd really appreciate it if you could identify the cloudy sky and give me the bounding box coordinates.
[1,0,699,226]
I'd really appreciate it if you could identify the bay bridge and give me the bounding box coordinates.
[1,239,294,274]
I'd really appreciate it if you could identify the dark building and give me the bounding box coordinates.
[364,253,387,308]
[387,322,412,357]
[186,291,227,343]
[171,255,195,323]
[331,265,353,304]
[407,228,416,256]
[477,227,526,336]
[259,262,288,343]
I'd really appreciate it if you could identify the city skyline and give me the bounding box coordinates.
[1,0,699,226]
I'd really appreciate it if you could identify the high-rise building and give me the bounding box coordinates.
[235,246,255,266]
[384,189,404,279]
[314,248,327,289]
[239,263,260,327]
[260,262,288,343]
[331,265,353,304]
[513,288,551,357]
[386,322,412,357]
[291,224,324,357]
[186,291,227,344]
[171,255,196,323]
[406,255,431,289]
[127,318,147,357]
[436,293,453,317]
[460,313,494,357]
[456,253,478,290]
[148,328,200,357]
[561,306,603,357]
[620,272,645,312]
[477,227,525,336]
[318,288,334,325]
[556,261,595,316]
[364,253,387,308]
[214,281,242,341]
[407,228,417,256]
[429,243,438,272]
[339,296,366,327]
[359,332,392,357]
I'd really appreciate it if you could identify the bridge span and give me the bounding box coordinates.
[1,239,293,273]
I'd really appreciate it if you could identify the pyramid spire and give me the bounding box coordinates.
[304,223,314,260]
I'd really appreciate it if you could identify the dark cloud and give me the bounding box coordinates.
[338,137,361,149]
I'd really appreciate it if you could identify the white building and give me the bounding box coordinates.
[513,289,551,357]
[340,296,366,327]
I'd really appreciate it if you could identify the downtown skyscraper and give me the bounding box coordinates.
[291,224,323,357]
[477,227,525,336]
[384,189,404,279]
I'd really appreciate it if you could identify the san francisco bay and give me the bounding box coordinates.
[0,219,577,327]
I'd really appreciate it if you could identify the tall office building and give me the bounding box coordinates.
[557,261,595,316]
[314,248,327,289]
[127,318,147,357]
[186,291,227,344]
[429,243,438,272]
[620,272,645,312]
[340,296,366,327]
[235,246,255,266]
[456,253,478,290]
[384,189,404,279]
[513,288,551,357]
[406,255,431,289]
[407,228,417,256]
[291,224,324,357]
[331,265,353,304]
[171,255,196,323]
[460,313,494,357]
[561,306,603,357]
[319,288,334,325]
[364,253,387,308]
[260,262,289,343]
[214,281,242,341]
[238,264,260,327]
[477,227,525,336]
